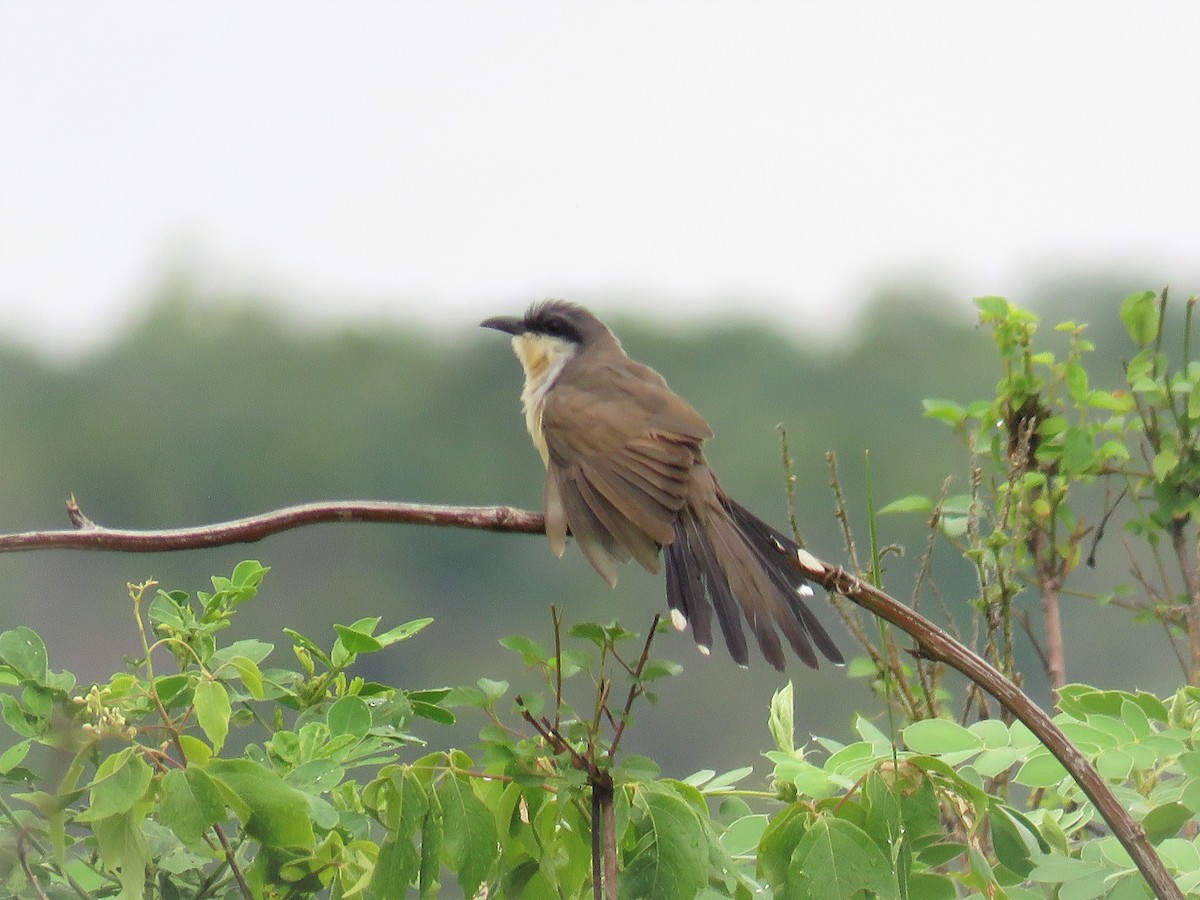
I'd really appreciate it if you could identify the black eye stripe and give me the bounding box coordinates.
[520,300,587,344]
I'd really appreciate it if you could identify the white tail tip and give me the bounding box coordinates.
[670,608,688,631]
[697,644,711,656]
[796,548,822,571]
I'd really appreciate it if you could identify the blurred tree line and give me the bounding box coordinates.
[0,271,1173,775]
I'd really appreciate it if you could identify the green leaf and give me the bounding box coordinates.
[194,678,231,753]
[1028,853,1105,882]
[370,768,428,893]
[335,624,383,654]
[972,746,1019,778]
[617,754,662,782]
[758,803,809,890]
[1065,361,1089,404]
[376,617,434,646]
[0,739,30,774]
[921,399,966,425]
[499,634,546,666]
[769,682,795,754]
[283,627,333,669]
[78,750,154,822]
[1061,426,1094,475]
[93,809,150,900]
[975,296,1011,320]
[0,627,48,682]
[210,638,275,666]
[231,559,268,588]
[640,658,683,681]
[477,677,509,703]
[436,772,498,896]
[1142,801,1192,844]
[967,718,1011,749]
[567,622,607,646]
[1098,439,1131,462]
[159,766,226,845]
[988,807,1036,876]
[705,765,754,792]
[1087,389,1134,412]
[208,758,316,848]
[902,718,983,754]
[328,695,371,739]
[1014,751,1068,788]
[1153,448,1179,482]
[1120,290,1160,346]
[722,814,769,856]
[621,784,708,900]
[222,655,265,699]
[878,494,933,515]
[419,789,444,898]
[786,816,899,899]
[412,700,456,724]
[905,872,957,899]
[373,834,420,895]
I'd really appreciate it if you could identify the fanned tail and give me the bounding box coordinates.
[663,477,843,672]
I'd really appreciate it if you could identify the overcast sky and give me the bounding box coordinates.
[1,0,1197,354]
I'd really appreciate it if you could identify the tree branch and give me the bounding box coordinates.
[0,496,1180,898]
[0,497,544,553]
[787,548,1179,900]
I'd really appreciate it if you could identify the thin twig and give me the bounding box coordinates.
[826,452,861,573]
[1086,481,1128,569]
[609,614,660,758]
[777,423,806,547]
[591,787,602,900]
[16,829,50,900]
[552,605,564,732]
[1168,519,1200,685]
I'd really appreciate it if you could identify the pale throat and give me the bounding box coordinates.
[511,333,576,467]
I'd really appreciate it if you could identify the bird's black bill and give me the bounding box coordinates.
[480,315,525,336]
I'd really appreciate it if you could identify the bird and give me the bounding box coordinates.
[481,300,843,672]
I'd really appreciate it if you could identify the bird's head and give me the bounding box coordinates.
[481,300,613,384]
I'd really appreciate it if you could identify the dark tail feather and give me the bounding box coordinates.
[664,532,714,654]
[671,509,749,665]
[663,497,843,670]
[723,499,845,667]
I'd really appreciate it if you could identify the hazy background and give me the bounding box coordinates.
[2,0,1197,352]
[1,0,1197,775]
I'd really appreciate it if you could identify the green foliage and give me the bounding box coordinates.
[6,571,1198,897]
[758,681,1200,898]
[882,289,1200,690]
[0,563,454,898]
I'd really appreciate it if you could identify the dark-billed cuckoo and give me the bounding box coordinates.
[482,300,842,672]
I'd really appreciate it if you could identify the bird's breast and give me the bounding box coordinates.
[511,333,575,467]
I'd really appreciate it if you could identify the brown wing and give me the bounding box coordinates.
[541,358,712,585]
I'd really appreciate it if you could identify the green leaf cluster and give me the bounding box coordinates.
[759,682,1200,899]
[0,563,453,898]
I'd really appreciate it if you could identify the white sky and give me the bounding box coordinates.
[1,0,1197,354]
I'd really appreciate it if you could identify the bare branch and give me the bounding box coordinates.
[0,497,544,553]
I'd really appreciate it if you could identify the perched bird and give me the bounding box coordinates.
[482,300,842,672]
